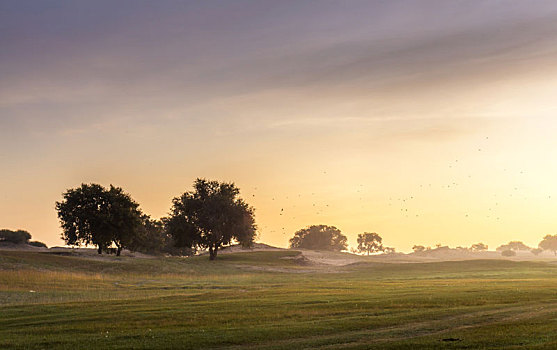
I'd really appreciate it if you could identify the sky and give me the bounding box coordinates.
[2,1,557,252]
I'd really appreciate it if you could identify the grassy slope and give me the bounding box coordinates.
[0,250,556,349]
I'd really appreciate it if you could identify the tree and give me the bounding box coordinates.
[501,249,516,257]
[127,215,167,255]
[0,229,31,244]
[56,184,143,256]
[470,243,488,252]
[165,179,256,260]
[412,245,426,253]
[496,241,530,252]
[127,215,192,256]
[531,248,543,256]
[289,225,347,251]
[383,247,396,254]
[539,234,557,256]
[356,232,384,255]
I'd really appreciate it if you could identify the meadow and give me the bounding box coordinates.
[0,250,556,349]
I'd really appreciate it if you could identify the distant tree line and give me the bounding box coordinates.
[496,238,557,256]
[44,179,557,260]
[410,237,557,257]
[56,179,256,259]
[412,243,488,253]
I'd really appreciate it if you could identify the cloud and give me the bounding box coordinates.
[2,0,557,138]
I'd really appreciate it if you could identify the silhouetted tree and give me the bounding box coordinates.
[0,229,31,244]
[356,232,384,255]
[56,184,143,256]
[496,241,530,252]
[289,225,347,251]
[539,234,557,256]
[127,215,192,256]
[127,215,164,254]
[165,179,256,260]
[470,243,488,252]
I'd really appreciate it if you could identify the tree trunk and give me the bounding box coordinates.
[209,245,218,260]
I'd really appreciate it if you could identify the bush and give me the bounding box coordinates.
[0,229,32,244]
[28,241,47,248]
[501,249,516,257]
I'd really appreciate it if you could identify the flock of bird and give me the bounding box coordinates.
[248,135,549,236]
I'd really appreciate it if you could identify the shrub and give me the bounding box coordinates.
[28,241,47,248]
[0,229,32,244]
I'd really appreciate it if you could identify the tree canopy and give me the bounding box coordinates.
[289,225,347,251]
[56,183,143,256]
[356,232,383,255]
[539,234,557,255]
[165,179,256,260]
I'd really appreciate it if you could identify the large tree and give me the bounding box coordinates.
[539,234,557,255]
[56,184,143,256]
[289,225,347,251]
[165,179,256,260]
[356,232,384,255]
[496,241,530,252]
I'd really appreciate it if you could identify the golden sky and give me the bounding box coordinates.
[2,1,557,251]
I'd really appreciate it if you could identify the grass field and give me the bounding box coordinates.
[1,250,556,349]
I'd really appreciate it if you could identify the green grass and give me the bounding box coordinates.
[0,250,556,349]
